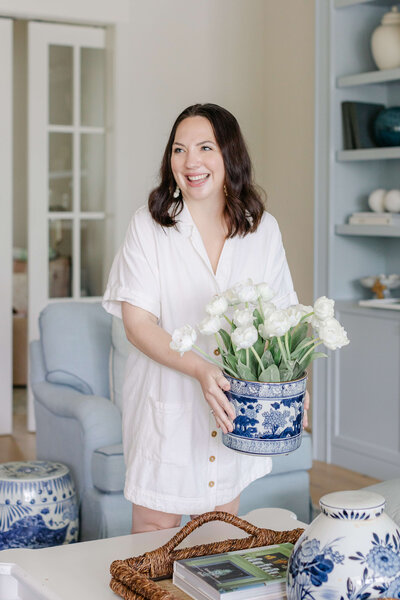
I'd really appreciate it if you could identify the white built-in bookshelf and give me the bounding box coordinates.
[314,0,400,479]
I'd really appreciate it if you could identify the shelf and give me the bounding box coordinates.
[335,224,400,236]
[335,0,400,7]
[337,147,400,161]
[337,68,400,87]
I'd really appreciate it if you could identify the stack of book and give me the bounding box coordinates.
[173,543,294,600]
[348,212,400,226]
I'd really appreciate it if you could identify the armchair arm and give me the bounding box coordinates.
[32,381,122,500]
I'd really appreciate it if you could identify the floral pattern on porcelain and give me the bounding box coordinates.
[0,461,79,549]
[222,373,307,456]
[321,507,384,520]
[286,491,400,600]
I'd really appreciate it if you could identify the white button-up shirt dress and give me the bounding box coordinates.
[102,203,298,514]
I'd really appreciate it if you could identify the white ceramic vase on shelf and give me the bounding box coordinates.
[371,6,400,70]
[286,490,400,600]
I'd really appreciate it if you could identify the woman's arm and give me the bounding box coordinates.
[121,302,235,433]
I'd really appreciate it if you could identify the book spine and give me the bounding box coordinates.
[349,216,392,225]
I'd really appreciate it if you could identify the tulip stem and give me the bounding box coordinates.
[298,339,322,365]
[277,336,289,368]
[285,331,290,356]
[223,315,233,327]
[193,344,238,377]
[250,346,264,372]
[246,347,249,368]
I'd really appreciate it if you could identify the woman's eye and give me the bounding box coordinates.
[202,145,212,151]
[173,147,184,153]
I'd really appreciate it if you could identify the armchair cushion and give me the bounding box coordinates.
[39,302,112,398]
[92,443,125,493]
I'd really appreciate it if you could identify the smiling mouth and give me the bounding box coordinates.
[186,174,209,182]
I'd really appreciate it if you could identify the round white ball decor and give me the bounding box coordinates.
[368,188,386,212]
[384,189,400,213]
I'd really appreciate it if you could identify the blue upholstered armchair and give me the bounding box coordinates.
[30,302,313,541]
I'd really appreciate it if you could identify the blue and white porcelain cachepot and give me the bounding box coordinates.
[287,490,400,600]
[0,461,79,549]
[222,372,307,456]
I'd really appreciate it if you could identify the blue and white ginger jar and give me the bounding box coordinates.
[0,461,79,549]
[286,490,400,600]
[222,372,307,456]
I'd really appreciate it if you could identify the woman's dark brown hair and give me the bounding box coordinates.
[148,103,265,237]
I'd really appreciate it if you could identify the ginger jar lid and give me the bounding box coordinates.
[319,490,385,520]
[381,6,400,26]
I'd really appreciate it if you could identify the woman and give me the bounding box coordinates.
[103,103,303,534]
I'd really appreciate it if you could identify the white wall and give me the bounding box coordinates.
[113,0,315,305]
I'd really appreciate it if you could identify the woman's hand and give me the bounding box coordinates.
[196,362,235,434]
[303,390,310,429]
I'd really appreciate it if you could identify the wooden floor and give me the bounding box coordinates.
[0,397,381,509]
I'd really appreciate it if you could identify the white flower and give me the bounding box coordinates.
[286,306,303,328]
[298,304,314,323]
[256,282,275,302]
[223,286,240,306]
[205,294,228,316]
[236,279,258,303]
[313,296,335,322]
[231,325,258,349]
[259,309,291,338]
[310,315,322,331]
[233,308,254,328]
[318,317,350,350]
[170,325,197,356]
[198,315,222,336]
[260,301,276,319]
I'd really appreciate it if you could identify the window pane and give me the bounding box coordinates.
[81,48,105,127]
[49,220,72,298]
[81,134,105,211]
[49,133,73,211]
[81,220,104,297]
[49,45,73,126]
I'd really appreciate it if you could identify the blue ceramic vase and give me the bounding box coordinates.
[0,461,79,549]
[373,107,400,147]
[222,372,307,456]
[286,490,400,600]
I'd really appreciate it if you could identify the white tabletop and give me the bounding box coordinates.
[0,508,305,600]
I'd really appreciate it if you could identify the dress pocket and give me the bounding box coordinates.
[138,398,192,467]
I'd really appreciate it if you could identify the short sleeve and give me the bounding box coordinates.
[102,207,161,320]
[264,215,298,309]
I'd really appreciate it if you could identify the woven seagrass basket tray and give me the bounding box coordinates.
[109,511,305,600]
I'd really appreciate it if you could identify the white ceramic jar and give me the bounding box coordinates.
[371,6,400,70]
[287,490,400,600]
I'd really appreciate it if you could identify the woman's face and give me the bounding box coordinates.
[171,116,226,204]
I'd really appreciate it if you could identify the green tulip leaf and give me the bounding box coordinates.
[218,328,233,354]
[253,309,264,327]
[223,353,238,375]
[291,337,314,359]
[261,349,274,369]
[291,322,309,351]
[258,363,280,383]
[237,360,257,381]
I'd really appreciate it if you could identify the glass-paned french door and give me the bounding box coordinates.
[0,19,13,435]
[28,23,107,430]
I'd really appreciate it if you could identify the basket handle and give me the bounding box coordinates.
[161,511,265,554]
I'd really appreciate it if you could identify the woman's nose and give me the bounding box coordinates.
[185,149,201,168]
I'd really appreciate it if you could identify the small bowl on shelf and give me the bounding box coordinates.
[359,274,400,298]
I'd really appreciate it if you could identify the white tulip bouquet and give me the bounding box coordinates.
[170,280,349,383]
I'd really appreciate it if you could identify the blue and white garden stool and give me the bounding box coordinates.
[0,461,79,549]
